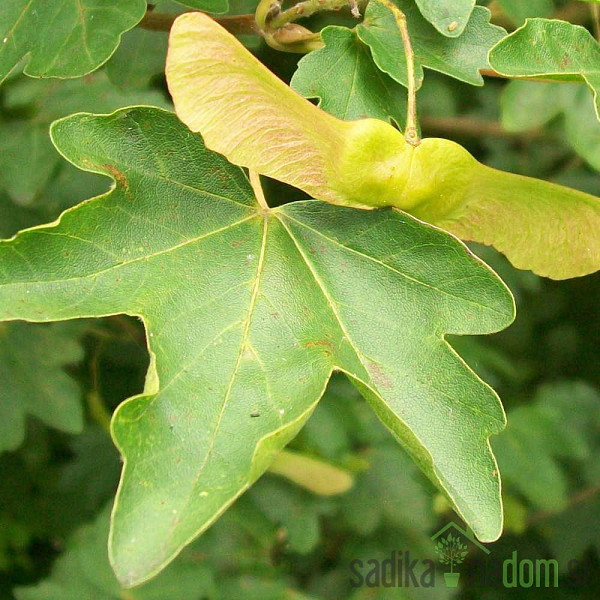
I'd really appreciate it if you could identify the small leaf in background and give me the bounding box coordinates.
[357,1,505,88]
[106,28,169,91]
[0,107,514,584]
[0,322,84,453]
[495,0,553,26]
[489,18,600,122]
[14,505,218,600]
[247,477,334,554]
[493,382,600,511]
[291,27,406,126]
[545,495,600,567]
[0,190,50,239]
[341,444,434,538]
[0,0,146,84]
[501,80,600,173]
[267,449,354,497]
[0,72,169,206]
[500,80,567,132]
[414,0,475,37]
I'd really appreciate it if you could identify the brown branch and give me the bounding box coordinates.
[420,116,545,140]
[138,11,260,35]
[528,483,600,525]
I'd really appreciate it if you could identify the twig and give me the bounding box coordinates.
[138,11,260,35]
[249,170,270,212]
[373,0,419,145]
[591,2,600,42]
[420,116,545,140]
[528,483,600,525]
[268,0,362,30]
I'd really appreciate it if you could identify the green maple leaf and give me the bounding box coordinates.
[0,0,146,84]
[0,321,84,452]
[291,26,407,125]
[0,72,168,205]
[0,0,228,85]
[357,1,506,88]
[0,106,514,585]
[414,0,475,38]
[489,18,600,122]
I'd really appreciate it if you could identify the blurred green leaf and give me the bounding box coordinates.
[501,80,600,173]
[0,72,169,205]
[341,444,434,539]
[495,0,553,25]
[14,505,218,600]
[493,382,600,511]
[248,477,334,554]
[105,28,168,90]
[0,322,84,453]
[489,18,600,121]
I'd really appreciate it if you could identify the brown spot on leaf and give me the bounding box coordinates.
[369,362,393,389]
[103,164,134,200]
[305,339,335,355]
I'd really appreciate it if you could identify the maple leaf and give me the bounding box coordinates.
[0,107,514,585]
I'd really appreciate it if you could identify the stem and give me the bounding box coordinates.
[138,11,259,35]
[249,170,270,212]
[87,344,111,433]
[528,483,600,525]
[268,0,362,30]
[373,0,419,145]
[420,116,545,140]
[87,391,112,433]
[592,2,600,42]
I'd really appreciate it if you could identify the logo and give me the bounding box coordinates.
[431,522,489,588]
[348,520,583,590]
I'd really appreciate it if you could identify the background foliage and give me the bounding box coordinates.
[1,0,600,598]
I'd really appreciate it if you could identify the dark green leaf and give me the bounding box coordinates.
[493,382,600,511]
[0,107,514,585]
[0,322,84,452]
[495,0,553,25]
[0,73,168,205]
[0,0,146,84]
[14,505,217,600]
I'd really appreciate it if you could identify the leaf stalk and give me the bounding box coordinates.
[372,0,420,145]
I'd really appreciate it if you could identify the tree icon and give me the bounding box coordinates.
[435,532,468,587]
